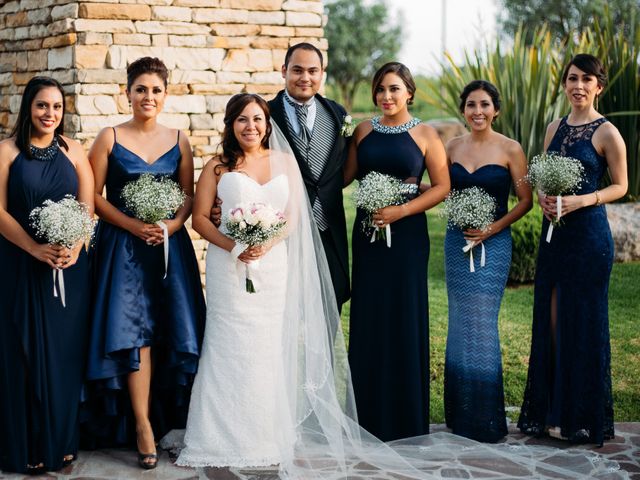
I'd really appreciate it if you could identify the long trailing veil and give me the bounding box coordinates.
[163,120,626,480]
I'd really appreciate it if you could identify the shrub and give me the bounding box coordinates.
[509,199,543,284]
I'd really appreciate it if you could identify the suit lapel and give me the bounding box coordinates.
[314,94,345,184]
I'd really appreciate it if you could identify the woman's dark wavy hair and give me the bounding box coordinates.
[10,76,68,158]
[127,57,169,91]
[459,79,501,113]
[218,93,272,172]
[561,53,608,88]
[371,62,416,106]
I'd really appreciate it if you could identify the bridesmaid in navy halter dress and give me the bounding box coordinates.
[0,77,94,474]
[82,58,205,468]
[518,54,627,445]
[344,62,450,441]
[444,81,532,442]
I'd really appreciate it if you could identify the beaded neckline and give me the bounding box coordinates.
[30,136,59,161]
[371,116,421,134]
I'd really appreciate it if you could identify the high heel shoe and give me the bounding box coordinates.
[62,454,76,467]
[26,463,45,476]
[137,451,158,469]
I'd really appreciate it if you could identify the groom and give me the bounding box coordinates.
[268,43,350,309]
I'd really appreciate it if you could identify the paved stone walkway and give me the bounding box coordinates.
[1,423,638,479]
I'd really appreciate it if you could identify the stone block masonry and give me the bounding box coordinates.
[0,0,327,285]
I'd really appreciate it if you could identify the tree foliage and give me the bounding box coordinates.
[498,0,640,42]
[324,0,402,111]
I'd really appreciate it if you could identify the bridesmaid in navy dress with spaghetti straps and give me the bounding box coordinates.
[0,77,94,474]
[344,62,450,441]
[444,81,531,442]
[518,54,627,445]
[82,58,205,468]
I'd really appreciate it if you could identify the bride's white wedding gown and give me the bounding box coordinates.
[176,172,295,468]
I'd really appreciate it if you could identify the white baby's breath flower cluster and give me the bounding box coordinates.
[29,195,95,248]
[225,202,286,246]
[441,187,496,231]
[121,173,185,224]
[353,171,418,232]
[526,152,585,196]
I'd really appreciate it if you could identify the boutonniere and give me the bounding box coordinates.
[340,115,354,137]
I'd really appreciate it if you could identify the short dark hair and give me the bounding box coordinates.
[218,93,272,172]
[10,76,68,158]
[561,53,608,88]
[126,57,169,91]
[459,80,501,113]
[284,42,324,69]
[371,62,416,106]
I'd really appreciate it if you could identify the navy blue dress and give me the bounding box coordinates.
[0,145,89,473]
[82,131,205,447]
[348,118,430,441]
[518,117,615,445]
[444,163,512,442]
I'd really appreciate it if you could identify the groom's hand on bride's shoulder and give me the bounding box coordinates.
[210,197,223,227]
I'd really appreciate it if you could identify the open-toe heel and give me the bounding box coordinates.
[137,451,158,470]
[26,463,45,475]
[62,454,76,467]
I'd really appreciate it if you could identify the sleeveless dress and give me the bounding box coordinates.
[81,131,205,447]
[0,144,89,473]
[348,117,430,442]
[176,172,295,467]
[444,163,512,442]
[518,117,615,445]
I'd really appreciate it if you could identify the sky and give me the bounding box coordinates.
[376,0,500,76]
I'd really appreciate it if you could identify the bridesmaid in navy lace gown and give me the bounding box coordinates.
[518,54,627,445]
[0,77,94,474]
[444,81,532,442]
[344,62,450,441]
[82,58,205,467]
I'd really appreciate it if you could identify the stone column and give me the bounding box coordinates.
[0,0,327,283]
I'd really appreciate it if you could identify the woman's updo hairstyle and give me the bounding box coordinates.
[126,57,169,91]
[458,80,501,114]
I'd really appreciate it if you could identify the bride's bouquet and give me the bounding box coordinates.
[29,194,95,306]
[225,202,287,293]
[121,173,186,277]
[441,186,496,272]
[525,152,584,242]
[353,171,418,247]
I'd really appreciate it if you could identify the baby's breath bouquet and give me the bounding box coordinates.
[29,194,95,306]
[121,173,185,224]
[441,187,496,272]
[224,202,287,293]
[526,152,585,242]
[353,171,418,247]
[121,173,186,278]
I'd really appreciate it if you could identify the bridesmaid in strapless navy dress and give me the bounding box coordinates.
[81,59,205,462]
[0,77,93,474]
[518,55,628,446]
[444,81,531,443]
[344,63,450,441]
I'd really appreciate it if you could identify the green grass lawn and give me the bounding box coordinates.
[340,186,640,423]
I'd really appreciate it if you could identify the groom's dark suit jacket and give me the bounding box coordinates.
[269,90,350,306]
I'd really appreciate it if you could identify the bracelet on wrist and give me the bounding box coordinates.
[594,190,602,206]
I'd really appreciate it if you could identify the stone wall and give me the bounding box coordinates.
[0,0,327,282]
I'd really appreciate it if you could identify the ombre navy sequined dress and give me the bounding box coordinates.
[518,117,615,445]
[81,131,205,448]
[444,163,512,442]
[0,145,89,473]
[348,117,430,442]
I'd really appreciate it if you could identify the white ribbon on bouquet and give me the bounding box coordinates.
[462,240,486,273]
[545,195,562,243]
[231,242,261,292]
[157,220,169,278]
[52,268,66,307]
[369,223,392,247]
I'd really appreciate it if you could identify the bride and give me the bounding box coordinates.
[170,93,626,479]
